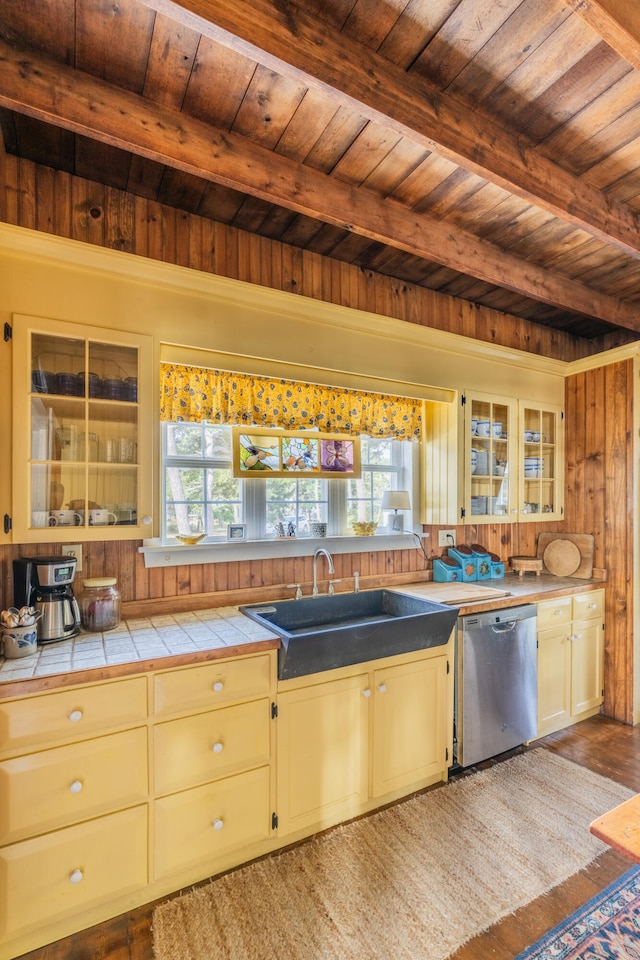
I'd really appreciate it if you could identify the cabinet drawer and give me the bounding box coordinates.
[154,766,270,880]
[0,727,148,845]
[0,677,148,756]
[537,597,572,632]
[153,654,272,717]
[0,805,148,939]
[154,698,271,796]
[572,589,605,622]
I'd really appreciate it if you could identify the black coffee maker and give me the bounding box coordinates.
[13,556,81,643]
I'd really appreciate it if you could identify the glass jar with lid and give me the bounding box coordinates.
[78,577,121,632]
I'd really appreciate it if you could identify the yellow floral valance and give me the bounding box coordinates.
[160,364,423,440]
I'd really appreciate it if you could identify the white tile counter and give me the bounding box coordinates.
[0,606,280,687]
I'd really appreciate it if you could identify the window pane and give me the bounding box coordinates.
[166,423,205,458]
[204,424,232,459]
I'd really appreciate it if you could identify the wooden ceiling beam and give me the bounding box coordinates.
[564,0,640,71]
[137,0,640,261]
[1,38,638,331]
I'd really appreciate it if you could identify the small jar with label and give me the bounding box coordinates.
[78,578,121,632]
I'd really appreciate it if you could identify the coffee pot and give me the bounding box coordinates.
[13,556,81,643]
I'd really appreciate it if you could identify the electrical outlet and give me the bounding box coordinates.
[62,544,83,572]
[438,530,456,547]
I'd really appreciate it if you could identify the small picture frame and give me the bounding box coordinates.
[227,523,247,541]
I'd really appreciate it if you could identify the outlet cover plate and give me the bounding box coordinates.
[438,530,456,547]
[62,544,83,572]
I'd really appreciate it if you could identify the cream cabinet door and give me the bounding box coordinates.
[571,619,604,716]
[537,628,572,736]
[276,673,369,836]
[371,656,448,797]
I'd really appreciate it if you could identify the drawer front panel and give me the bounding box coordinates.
[572,589,605,622]
[154,698,270,796]
[0,805,148,939]
[0,727,148,845]
[154,766,270,881]
[153,654,272,717]
[0,677,148,756]
[537,597,572,632]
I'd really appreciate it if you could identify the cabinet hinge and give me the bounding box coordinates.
[3,514,11,535]
[460,507,466,519]
[271,812,278,830]
[3,322,12,342]
[446,660,450,674]
[461,394,466,406]
[445,747,449,762]
[271,702,278,719]
[561,410,564,420]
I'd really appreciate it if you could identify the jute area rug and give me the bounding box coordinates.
[152,749,633,960]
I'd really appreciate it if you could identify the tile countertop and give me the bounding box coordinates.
[0,574,603,695]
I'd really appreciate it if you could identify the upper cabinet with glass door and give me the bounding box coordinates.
[463,392,517,523]
[11,314,153,542]
[518,403,563,521]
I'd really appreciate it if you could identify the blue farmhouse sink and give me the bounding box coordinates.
[240,589,458,679]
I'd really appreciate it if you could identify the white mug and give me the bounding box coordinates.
[31,510,49,528]
[476,419,491,437]
[49,510,82,526]
[88,509,118,526]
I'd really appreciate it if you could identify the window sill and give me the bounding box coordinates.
[139,532,425,568]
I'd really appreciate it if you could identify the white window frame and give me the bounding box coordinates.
[160,422,416,545]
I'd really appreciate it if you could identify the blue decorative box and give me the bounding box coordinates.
[470,544,492,580]
[433,557,462,582]
[491,559,505,579]
[447,547,477,581]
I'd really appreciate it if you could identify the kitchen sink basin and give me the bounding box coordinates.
[239,589,459,679]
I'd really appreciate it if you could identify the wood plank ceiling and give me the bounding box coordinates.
[2,0,640,344]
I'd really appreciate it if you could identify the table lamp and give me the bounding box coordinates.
[381,490,411,532]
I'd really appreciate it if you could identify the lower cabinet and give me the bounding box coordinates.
[537,589,605,737]
[276,643,453,839]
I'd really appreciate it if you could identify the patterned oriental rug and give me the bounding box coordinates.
[515,866,640,959]
[152,750,633,960]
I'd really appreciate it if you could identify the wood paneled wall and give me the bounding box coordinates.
[564,361,634,724]
[0,148,635,723]
[0,149,600,363]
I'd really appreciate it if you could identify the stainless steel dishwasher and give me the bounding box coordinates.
[454,604,537,767]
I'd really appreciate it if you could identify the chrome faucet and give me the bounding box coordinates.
[312,547,334,597]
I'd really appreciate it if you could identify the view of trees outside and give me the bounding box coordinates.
[347,436,396,524]
[165,423,241,536]
[164,425,403,538]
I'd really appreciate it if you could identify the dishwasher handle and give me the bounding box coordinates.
[491,620,519,633]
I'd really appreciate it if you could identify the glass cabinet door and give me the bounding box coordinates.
[14,315,152,541]
[464,393,516,522]
[519,404,563,521]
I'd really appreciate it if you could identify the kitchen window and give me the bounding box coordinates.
[162,422,412,542]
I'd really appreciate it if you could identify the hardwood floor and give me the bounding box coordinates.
[15,715,640,960]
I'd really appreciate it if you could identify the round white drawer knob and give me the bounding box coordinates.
[69,869,83,884]
[68,710,83,723]
[69,780,83,794]
[212,742,223,754]
[213,818,224,831]
[212,681,224,692]
[362,688,371,698]
[554,609,563,616]
[589,603,597,609]
[378,683,387,694]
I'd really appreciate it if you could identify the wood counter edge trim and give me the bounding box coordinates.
[0,638,280,700]
[589,793,640,864]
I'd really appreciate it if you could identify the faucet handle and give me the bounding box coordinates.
[287,583,303,600]
[328,579,342,595]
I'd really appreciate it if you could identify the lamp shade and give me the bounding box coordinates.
[380,490,411,513]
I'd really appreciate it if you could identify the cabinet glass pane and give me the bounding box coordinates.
[88,342,138,401]
[31,334,85,396]
[522,406,557,516]
[470,399,510,519]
